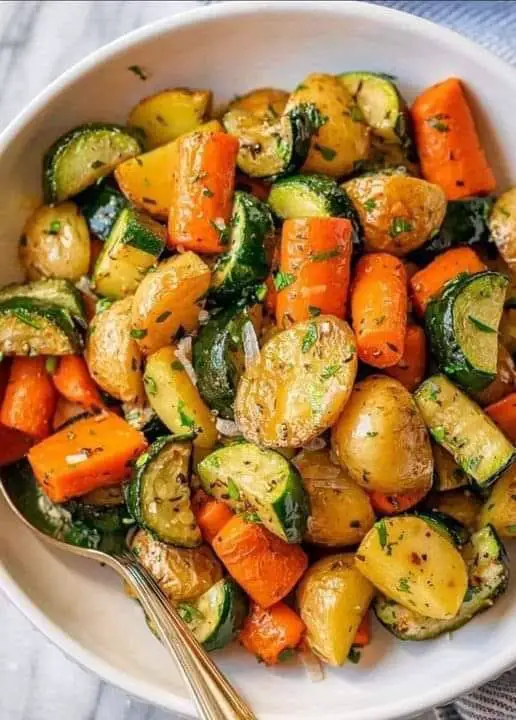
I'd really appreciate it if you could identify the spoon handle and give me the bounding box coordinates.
[112,553,257,720]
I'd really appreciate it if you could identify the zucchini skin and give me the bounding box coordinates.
[193,304,254,419]
[413,510,470,546]
[200,579,249,652]
[210,191,273,304]
[77,180,128,240]
[0,278,86,327]
[43,123,143,202]
[0,296,83,355]
[425,272,507,392]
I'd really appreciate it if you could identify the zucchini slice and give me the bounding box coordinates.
[338,72,410,145]
[76,179,128,240]
[193,303,260,419]
[432,443,469,492]
[374,525,509,640]
[268,174,361,250]
[0,297,82,355]
[93,206,166,298]
[425,272,508,391]
[179,578,248,652]
[210,192,273,303]
[413,510,470,547]
[126,435,200,547]
[198,441,309,543]
[223,91,319,179]
[415,375,514,488]
[0,278,86,327]
[43,123,143,202]
[414,197,494,265]
[489,188,516,272]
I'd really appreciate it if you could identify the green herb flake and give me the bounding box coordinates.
[388,217,413,237]
[363,198,377,213]
[308,305,321,317]
[177,603,204,624]
[12,310,40,329]
[425,382,441,403]
[311,248,341,262]
[156,311,171,323]
[91,160,105,170]
[313,143,337,161]
[505,524,516,534]
[44,356,58,375]
[321,364,340,380]
[203,187,214,198]
[255,283,268,302]
[278,648,296,663]
[47,220,61,235]
[243,511,261,524]
[499,207,511,218]
[178,400,196,429]
[143,375,157,396]
[431,425,447,444]
[348,647,361,664]
[350,105,365,123]
[96,298,113,314]
[301,322,318,353]
[376,519,388,549]
[426,114,450,132]
[171,359,184,371]
[227,478,240,501]
[366,431,379,438]
[130,328,148,339]
[128,64,148,80]
[398,577,411,593]
[274,271,296,291]
[468,316,497,333]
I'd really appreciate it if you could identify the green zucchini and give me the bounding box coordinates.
[432,443,469,492]
[76,179,128,240]
[268,174,361,251]
[93,206,166,298]
[43,123,143,202]
[413,510,470,546]
[415,375,514,488]
[198,441,309,543]
[374,524,508,640]
[223,97,322,179]
[413,197,494,265]
[193,303,258,419]
[210,192,273,303]
[178,578,248,652]
[0,297,82,355]
[126,435,200,547]
[425,271,508,391]
[0,278,86,327]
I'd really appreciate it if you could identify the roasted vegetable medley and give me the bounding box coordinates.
[3,72,516,670]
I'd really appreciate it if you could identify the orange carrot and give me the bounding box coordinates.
[240,601,306,665]
[52,356,104,411]
[52,397,88,430]
[28,412,147,503]
[351,253,407,368]
[409,247,486,316]
[411,77,496,200]
[353,612,371,647]
[0,359,32,465]
[276,217,353,326]
[369,486,429,515]
[485,393,516,442]
[168,131,239,254]
[385,324,427,391]
[1,357,57,439]
[194,497,235,544]
[212,516,308,608]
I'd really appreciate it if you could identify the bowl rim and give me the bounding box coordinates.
[2,1,516,718]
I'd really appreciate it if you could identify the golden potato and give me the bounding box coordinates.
[21,202,90,281]
[297,554,374,666]
[356,516,468,619]
[331,375,433,494]
[489,187,516,272]
[86,296,144,404]
[344,173,446,256]
[294,449,375,546]
[428,489,482,531]
[235,315,357,448]
[285,73,370,177]
[130,529,222,602]
[479,464,516,537]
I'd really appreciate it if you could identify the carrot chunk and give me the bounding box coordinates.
[52,355,104,411]
[1,357,57,439]
[240,601,306,665]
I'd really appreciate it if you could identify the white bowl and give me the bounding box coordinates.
[1,2,516,718]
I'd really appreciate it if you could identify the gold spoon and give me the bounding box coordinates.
[0,479,256,720]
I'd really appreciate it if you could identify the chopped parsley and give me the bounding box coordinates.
[430,425,447,444]
[321,364,340,380]
[350,105,365,123]
[156,311,171,323]
[203,187,214,198]
[376,519,388,549]
[243,511,261,524]
[425,382,441,402]
[311,248,341,262]
[426,114,450,132]
[363,198,377,212]
[273,271,296,291]
[255,283,268,302]
[308,305,321,317]
[227,478,240,501]
[366,431,379,438]
[171,359,184,371]
[313,143,337,161]
[96,298,113,314]
[128,64,147,80]
[468,316,497,333]
[505,524,516,534]
[177,603,204,624]
[388,217,413,237]
[45,356,58,375]
[397,577,411,593]
[143,375,157,395]
[277,648,296,663]
[130,328,148,339]
[178,400,196,429]
[301,322,318,353]
[47,220,61,235]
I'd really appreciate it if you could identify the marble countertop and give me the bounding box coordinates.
[1,2,515,719]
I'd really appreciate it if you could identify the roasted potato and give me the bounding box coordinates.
[479,464,516,537]
[297,554,374,666]
[285,73,370,177]
[145,345,217,451]
[128,88,212,149]
[356,516,468,619]
[86,296,144,404]
[344,173,446,256]
[130,529,222,601]
[489,187,516,272]
[294,449,375,546]
[21,202,90,281]
[427,489,482,531]
[332,375,433,494]
[235,315,358,448]
[131,252,210,355]
[471,344,516,407]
